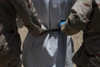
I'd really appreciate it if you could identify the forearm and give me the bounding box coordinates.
[11,0,32,25]
[11,0,42,35]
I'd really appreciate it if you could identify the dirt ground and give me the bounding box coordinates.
[18,26,83,67]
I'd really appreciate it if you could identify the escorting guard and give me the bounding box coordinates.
[60,0,100,67]
[0,0,43,67]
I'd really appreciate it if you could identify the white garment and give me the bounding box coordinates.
[22,0,75,67]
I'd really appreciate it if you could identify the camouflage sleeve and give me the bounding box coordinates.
[11,0,43,36]
[26,0,38,19]
[61,0,93,35]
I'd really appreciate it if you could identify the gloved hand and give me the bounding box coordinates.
[59,19,80,35]
[27,24,47,36]
[24,19,42,36]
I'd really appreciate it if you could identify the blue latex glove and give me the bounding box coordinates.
[59,20,66,27]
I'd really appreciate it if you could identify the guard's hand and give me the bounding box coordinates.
[27,24,47,36]
[26,25,42,36]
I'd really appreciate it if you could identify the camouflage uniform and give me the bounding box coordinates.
[61,0,100,67]
[0,0,42,67]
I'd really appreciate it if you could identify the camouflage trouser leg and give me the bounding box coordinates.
[73,46,100,67]
[0,55,21,67]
